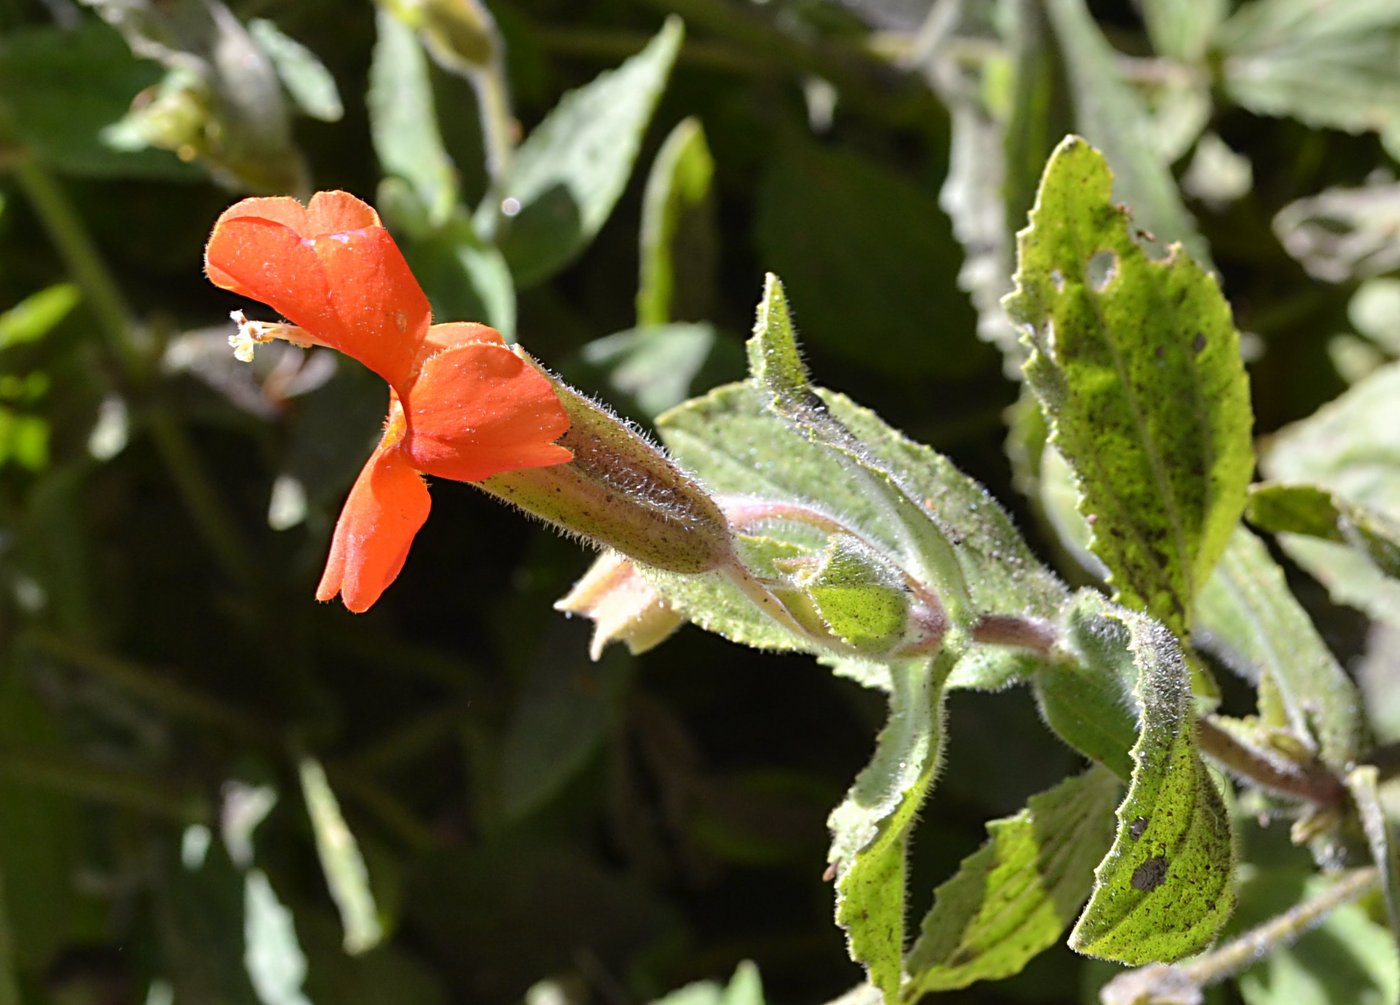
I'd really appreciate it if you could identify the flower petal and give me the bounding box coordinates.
[205,191,430,391]
[402,342,572,482]
[422,321,507,353]
[316,429,431,613]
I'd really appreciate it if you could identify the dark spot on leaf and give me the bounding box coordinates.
[1193,332,1206,354]
[1129,816,1148,840]
[1132,856,1168,892]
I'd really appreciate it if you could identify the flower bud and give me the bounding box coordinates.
[555,550,685,660]
[477,358,735,574]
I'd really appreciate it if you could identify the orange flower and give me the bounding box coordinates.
[205,191,572,612]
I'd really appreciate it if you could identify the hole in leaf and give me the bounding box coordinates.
[1088,250,1117,291]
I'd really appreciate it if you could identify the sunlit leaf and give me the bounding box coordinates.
[1063,592,1235,964]
[1006,136,1252,639]
[298,758,382,955]
[248,18,342,122]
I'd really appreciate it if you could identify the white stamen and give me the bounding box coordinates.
[228,309,315,363]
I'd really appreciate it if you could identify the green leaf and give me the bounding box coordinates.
[1006,136,1253,638]
[1042,0,1210,266]
[830,654,951,999]
[1037,596,1143,781]
[637,117,717,326]
[248,18,342,122]
[568,323,741,421]
[369,9,458,226]
[298,758,382,955]
[1139,0,1227,62]
[1248,483,1400,580]
[497,642,630,822]
[1261,360,1400,628]
[1216,0,1400,142]
[1194,527,1364,769]
[904,767,1118,994]
[243,869,312,1005]
[754,137,987,379]
[0,22,194,178]
[475,17,683,288]
[652,961,765,1005]
[1064,592,1235,964]
[0,284,80,351]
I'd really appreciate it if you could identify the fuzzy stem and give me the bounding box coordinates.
[1182,866,1379,985]
[1196,716,1347,806]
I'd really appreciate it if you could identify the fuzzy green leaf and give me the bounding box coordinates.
[1261,360,1400,628]
[1195,527,1364,768]
[475,18,683,288]
[1063,592,1235,963]
[829,654,951,999]
[1006,136,1253,638]
[248,18,342,122]
[637,117,717,326]
[904,768,1119,993]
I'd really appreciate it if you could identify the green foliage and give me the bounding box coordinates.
[1007,137,1252,639]
[5,1,1400,1003]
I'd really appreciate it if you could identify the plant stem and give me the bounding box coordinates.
[1196,716,1347,807]
[0,749,206,823]
[13,156,256,586]
[25,629,271,746]
[0,869,18,1005]
[11,158,143,373]
[1182,866,1379,986]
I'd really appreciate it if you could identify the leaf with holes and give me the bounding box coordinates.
[1005,136,1252,639]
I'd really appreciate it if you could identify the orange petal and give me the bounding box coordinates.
[316,431,432,613]
[422,321,507,353]
[402,342,573,482]
[205,191,429,392]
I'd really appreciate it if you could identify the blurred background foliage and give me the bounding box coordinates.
[2,0,1400,1002]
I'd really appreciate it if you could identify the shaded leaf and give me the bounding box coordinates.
[905,767,1119,993]
[475,18,683,288]
[568,323,741,421]
[369,10,457,227]
[497,639,630,822]
[755,138,987,379]
[1139,0,1227,63]
[243,869,312,1005]
[1064,592,1235,964]
[1006,136,1252,638]
[248,18,342,122]
[0,284,80,351]
[1194,527,1364,769]
[1248,483,1400,580]
[652,960,765,1005]
[0,21,193,178]
[637,117,717,326]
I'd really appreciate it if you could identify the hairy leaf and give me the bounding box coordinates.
[1063,592,1235,963]
[829,655,951,998]
[904,767,1119,993]
[1006,136,1252,638]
